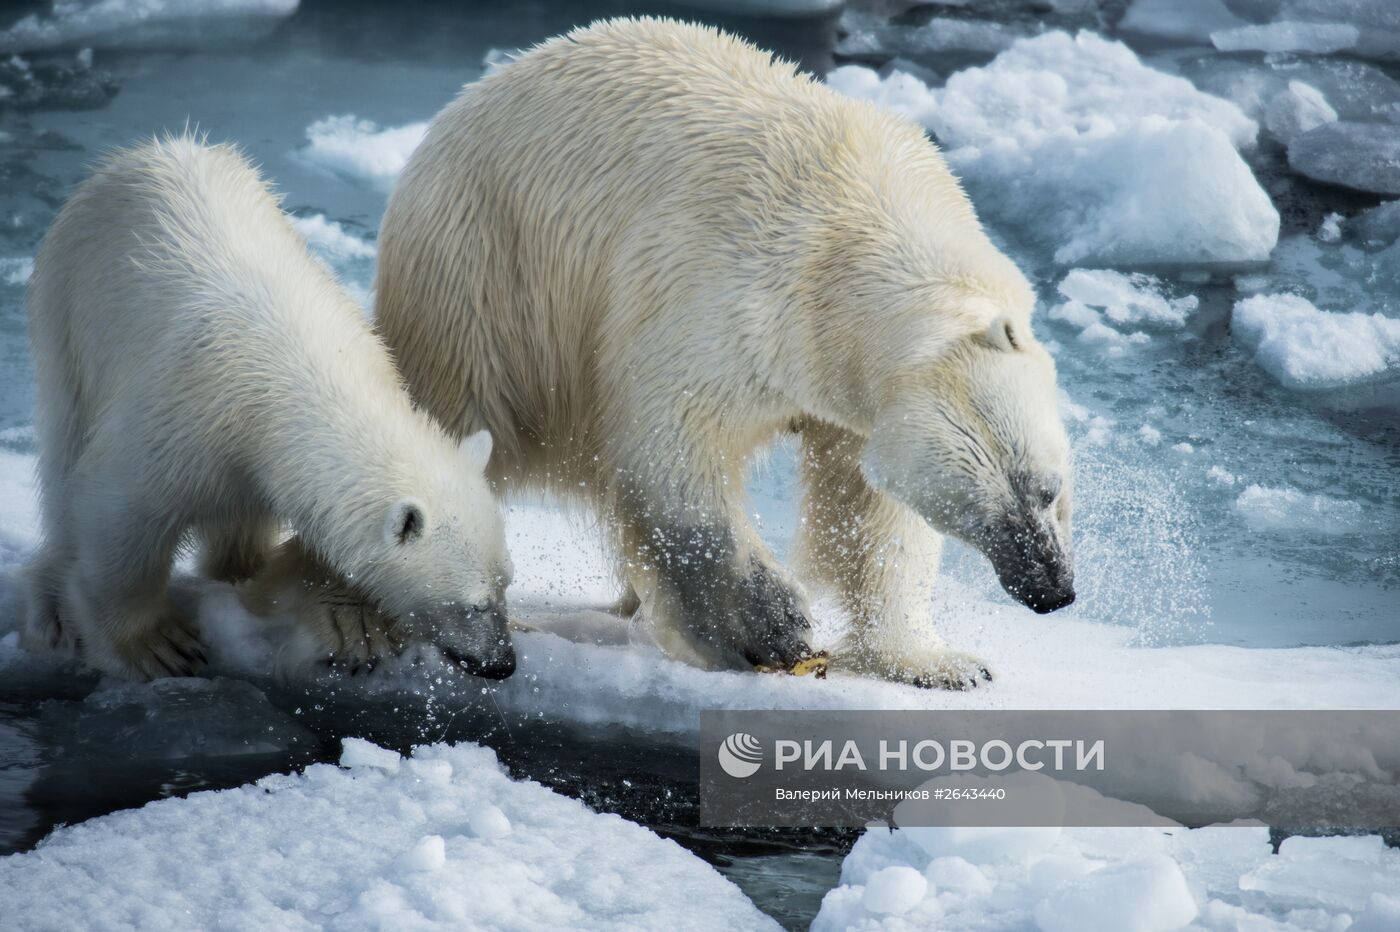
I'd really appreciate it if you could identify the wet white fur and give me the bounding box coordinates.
[375,19,1071,685]
[23,136,508,679]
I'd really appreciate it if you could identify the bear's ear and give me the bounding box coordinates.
[460,430,493,470]
[386,498,428,546]
[977,316,1020,353]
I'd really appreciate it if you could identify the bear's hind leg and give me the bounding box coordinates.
[241,537,405,673]
[199,517,278,583]
[794,419,991,690]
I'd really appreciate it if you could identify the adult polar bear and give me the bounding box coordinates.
[376,18,1076,688]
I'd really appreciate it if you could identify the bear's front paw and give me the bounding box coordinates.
[107,611,207,680]
[298,594,406,674]
[903,649,993,691]
[837,647,993,691]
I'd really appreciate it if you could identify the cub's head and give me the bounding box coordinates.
[863,308,1075,614]
[359,430,515,678]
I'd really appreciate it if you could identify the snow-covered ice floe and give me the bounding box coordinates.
[814,818,1400,931]
[828,31,1278,266]
[299,115,428,192]
[0,739,776,931]
[1232,293,1400,395]
[0,0,300,54]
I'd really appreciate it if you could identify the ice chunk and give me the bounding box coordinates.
[1211,22,1360,55]
[832,32,1277,265]
[861,865,927,915]
[1264,81,1337,146]
[40,677,318,760]
[340,737,402,773]
[1,256,32,285]
[289,213,374,261]
[1234,484,1367,535]
[1287,122,1400,195]
[1034,855,1198,932]
[0,0,299,53]
[300,115,427,192]
[1119,0,1247,44]
[1232,293,1400,390]
[818,823,1399,931]
[1048,270,1195,355]
[1056,269,1198,330]
[1279,0,1400,63]
[0,742,773,929]
[835,10,1024,60]
[1316,212,1343,243]
[1352,199,1400,245]
[1240,834,1400,910]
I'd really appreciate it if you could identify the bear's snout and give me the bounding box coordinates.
[981,516,1075,615]
[433,603,517,680]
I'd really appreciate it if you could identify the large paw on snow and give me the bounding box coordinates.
[907,651,994,691]
[835,647,994,691]
[107,610,207,680]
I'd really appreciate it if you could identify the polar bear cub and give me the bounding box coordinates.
[22,136,515,681]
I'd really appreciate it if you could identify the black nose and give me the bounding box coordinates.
[1029,588,1076,614]
[468,647,516,680]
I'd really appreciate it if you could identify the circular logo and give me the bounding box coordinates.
[718,732,763,779]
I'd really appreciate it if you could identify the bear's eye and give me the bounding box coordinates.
[1037,476,1061,509]
[1003,321,1020,351]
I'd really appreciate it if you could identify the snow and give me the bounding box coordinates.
[1119,0,1246,44]
[0,740,776,931]
[1232,293,1400,391]
[299,115,428,192]
[1264,81,1337,146]
[815,819,1400,931]
[1287,122,1400,196]
[0,0,299,53]
[1211,22,1360,55]
[1233,484,1369,536]
[831,32,1278,265]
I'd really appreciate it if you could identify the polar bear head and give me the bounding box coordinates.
[352,430,515,677]
[862,301,1076,614]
